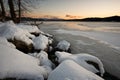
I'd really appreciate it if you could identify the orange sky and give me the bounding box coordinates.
[26,0,120,19]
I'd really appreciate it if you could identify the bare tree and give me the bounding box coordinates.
[18,0,21,22]
[0,0,6,21]
[8,0,17,22]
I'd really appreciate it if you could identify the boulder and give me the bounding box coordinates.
[0,21,34,53]
[56,40,70,52]
[32,35,49,52]
[48,60,104,80]
[9,38,33,53]
[55,51,105,76]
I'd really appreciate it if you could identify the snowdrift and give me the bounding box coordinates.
[0,44,51,79]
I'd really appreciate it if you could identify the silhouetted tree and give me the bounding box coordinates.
[18,0,21,22]
[8,0,17,22]
[0,0,6,21]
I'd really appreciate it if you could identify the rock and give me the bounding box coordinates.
[56,40,70,52]
[17,24,41,37]
[9,38,34,53]
[29,51,54,69]
[32,35,49,52]
[48,60,104,80]
[0,21,35,53]
[55,51,105,76]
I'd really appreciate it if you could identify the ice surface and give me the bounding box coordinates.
[55,51,105,76]
[56,29,120,50]
[48,60,104,80]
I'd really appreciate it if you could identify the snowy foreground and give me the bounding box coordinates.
[0,21,104,80]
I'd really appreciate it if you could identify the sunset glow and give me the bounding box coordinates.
[27,0,120,19]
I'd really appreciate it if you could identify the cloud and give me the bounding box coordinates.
[42,15,60,19]
[66,14,82,19]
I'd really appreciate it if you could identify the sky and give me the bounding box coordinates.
[27,0,120,19]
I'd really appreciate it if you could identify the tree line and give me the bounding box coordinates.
[0,0,39,23]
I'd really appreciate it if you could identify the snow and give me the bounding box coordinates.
[48,60,104,80]
[32,34,49,50]
[56,40,70,51]
[17,24,40,33]
[29,51,53,68]
[0,37,16,48]
[48,38,53,45]
[0,21,34,45]
[0,44,51,79]
[55,51,105,76]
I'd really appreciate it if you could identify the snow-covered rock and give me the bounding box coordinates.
[0,21,35,53]
[17,24,41,36]
[0,21,34,44]
[55,51,105,76]
[29,51,54,68]
[33,34,49,51]
[48,60,104,80]
[56,40,70,51]
[0,44,51,79]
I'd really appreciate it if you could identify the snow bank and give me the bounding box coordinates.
[0,21,34,45]
[55,51,105,76]
[0,37,15,48]
[0,44,51,79]
[48,60,104,80]
[56,40,70,51]
[33,34,49,50]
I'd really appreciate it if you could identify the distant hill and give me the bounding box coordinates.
[79,16,120,22]
[21,16,120,22]
[66,16,120,22]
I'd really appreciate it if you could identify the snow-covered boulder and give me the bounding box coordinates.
[56,40,70,52]
[48,60,104,80]
[55,51,105,76]
[0,21,34,53]
[0,44,51,80]
[17,24,41,36]
[32,34,49,51]
[29,51,54,68]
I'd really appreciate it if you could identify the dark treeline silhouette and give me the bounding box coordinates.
[65,16,120,22]
[78,16,120,22]
[22,16,120,22]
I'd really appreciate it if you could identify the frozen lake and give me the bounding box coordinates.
[39,21,120,79]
